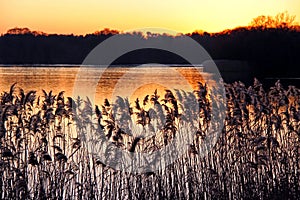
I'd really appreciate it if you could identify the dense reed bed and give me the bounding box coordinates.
[0,79,299,199]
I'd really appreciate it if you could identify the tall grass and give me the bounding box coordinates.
[0,79,299,199]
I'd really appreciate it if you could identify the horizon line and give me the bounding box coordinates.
[2,24,300,37]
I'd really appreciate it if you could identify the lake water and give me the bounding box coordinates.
[0,65,209,106]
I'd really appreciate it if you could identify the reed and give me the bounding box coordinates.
[0,79,299,199]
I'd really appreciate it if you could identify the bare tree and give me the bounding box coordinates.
[250,11,297,29]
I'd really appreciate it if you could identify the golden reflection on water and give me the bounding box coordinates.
[0,67,78,97]
[129,83,168,102]
[0,66,211,106]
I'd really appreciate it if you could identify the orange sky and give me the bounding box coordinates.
[1,0,300,35]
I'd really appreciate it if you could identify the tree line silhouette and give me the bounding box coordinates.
[0,12,299,86]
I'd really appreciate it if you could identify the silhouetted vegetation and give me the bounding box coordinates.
[1,24,299,66]
[0,79,299,199]
[249,11,298,30]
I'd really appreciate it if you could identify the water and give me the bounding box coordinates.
[0,65,209,106]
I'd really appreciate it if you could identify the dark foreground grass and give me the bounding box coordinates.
[0,79,299,199]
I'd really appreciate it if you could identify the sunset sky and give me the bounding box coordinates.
[1,0,300,35]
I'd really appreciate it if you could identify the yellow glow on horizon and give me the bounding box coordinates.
[1,0,300,35]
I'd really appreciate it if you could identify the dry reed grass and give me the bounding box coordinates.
[0,79,299,199]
